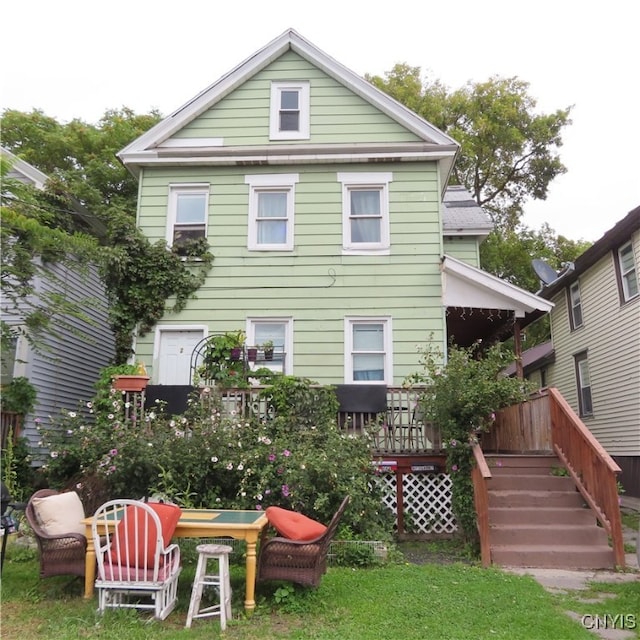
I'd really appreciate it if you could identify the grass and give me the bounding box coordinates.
[3,537,638,640]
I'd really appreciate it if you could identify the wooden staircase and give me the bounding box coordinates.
[486,454,615,569]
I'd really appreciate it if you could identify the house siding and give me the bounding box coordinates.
[549,232,640,456]
[6,262,115,460]
[135,161,445,384]
[172,51,422,146]
[443,237,480,267]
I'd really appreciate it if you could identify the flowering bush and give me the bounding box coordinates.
[38,374,392,539]
[408,340,533,543]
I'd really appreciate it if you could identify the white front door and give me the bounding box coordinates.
[157,329,204,385]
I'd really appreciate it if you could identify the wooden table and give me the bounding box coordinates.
[82,508,268,612]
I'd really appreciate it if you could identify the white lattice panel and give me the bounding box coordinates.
[376,472,457,535]
[403,473,457,534]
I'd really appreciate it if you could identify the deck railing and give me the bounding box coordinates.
[207,386,442,454]
[471,444,492,567]
[546,387,625,567]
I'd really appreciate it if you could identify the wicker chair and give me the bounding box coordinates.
[257,496,350,588]
[25,489,87,579]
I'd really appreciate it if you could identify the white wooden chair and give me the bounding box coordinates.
[92,499,182,620]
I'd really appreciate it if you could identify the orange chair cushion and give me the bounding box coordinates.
[265,506,327,541]
[110,502,181,567]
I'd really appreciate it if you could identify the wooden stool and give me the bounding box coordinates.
[185,543,233,629]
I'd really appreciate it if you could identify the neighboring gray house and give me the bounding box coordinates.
[517,205,640,496]
[1,147,115,458]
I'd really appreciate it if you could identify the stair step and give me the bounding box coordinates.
[489,474,575,491]
[490,524,608,546]
[491,544,614,569]
[485,455,559,472]
[489,490,584,508]
[489,507,596,525]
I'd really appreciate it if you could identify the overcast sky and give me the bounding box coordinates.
[3,0,638,242]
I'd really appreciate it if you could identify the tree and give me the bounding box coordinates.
[1,108,213,362]
[367,66,572,230]
[1,155,102,355]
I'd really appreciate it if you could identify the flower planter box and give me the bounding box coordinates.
[112,375,150,392]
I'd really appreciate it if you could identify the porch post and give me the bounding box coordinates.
[513,317,524,380]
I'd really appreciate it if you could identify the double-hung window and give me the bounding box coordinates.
[269,82,310,140]
[167,184,209,250]
[338,173,392,254]
[245,174,298,250]
[246,318,292,374]
[345,317,391,384]
[617,241,638,302]
[574,351,593,417]
[568,281,583,330]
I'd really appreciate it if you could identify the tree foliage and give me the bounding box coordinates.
[1,107,214,362]
[368,66,572,229]
[1,156,102,354]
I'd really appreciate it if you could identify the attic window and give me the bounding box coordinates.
[270,82,310,140]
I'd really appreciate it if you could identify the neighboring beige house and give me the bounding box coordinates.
[518,206,640,496]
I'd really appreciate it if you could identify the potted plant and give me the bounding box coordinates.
[112,362,150,392]
[198,330,247,388]
[247,346,258,362]
[261,340,274,361]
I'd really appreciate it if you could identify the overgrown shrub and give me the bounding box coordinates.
[38,374,393,541]
[407,341,533,544]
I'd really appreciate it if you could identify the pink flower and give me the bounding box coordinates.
[110,448,118,456]
[282,484,290,497]
[451,464,459,472]
[256,505,263,510]
[268,453,276,462]
[283,449,291,457]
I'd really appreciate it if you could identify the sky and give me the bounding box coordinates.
[3,0,639,243]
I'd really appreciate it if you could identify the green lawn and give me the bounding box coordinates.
[2,540,638,640]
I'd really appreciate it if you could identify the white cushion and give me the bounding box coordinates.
[32,492,86,537]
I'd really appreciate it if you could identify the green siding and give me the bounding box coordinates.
[443,237,481,267]
[173,50,422,146]
[136,161,445,384]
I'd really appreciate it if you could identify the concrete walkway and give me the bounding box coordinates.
[505,497,639,639]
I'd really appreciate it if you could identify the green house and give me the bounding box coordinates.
[119,29,551,387]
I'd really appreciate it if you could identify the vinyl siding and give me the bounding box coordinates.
[172,50,422,146]
[443,237,481,267]
[9,263,115,460]
[548,231,640,455]
[135,161,444,384]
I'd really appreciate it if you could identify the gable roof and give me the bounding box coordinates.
[503,340,555,377]
[536,204,640,301]
[118,29,459,192]
[441,255,554,317]
[1,146,49,189]
[1,147,107,239]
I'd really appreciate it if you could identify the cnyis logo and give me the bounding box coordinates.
[581,614,637,630]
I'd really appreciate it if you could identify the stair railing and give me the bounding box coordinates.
[547,387,625,568]
[471,443,492,567]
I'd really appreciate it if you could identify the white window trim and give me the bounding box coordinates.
[618,241,639,301]
[246,317,293,375]
[338,172,392,255]
[344,316,392,385]
[166,183,210,246]
[245,174,299,251]
[569,281,583,329]
[269,81,310,140]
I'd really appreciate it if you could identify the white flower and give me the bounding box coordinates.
[237,463,244,471]
[226,463,233,470]
[68,411,77,418]
[211,456,218,463]
[147,442,153,447]
[108,414,114,420]
[50,451,58,458]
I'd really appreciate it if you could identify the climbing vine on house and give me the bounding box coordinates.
[102,213,213,363]
[407,341,533,546]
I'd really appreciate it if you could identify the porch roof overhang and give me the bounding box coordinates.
[441,255,554,346]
